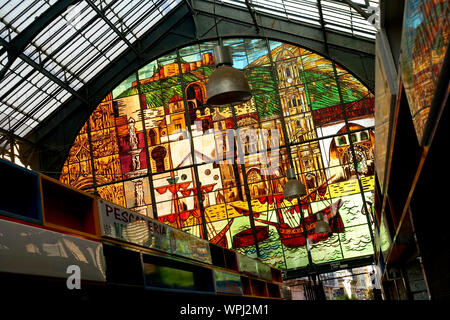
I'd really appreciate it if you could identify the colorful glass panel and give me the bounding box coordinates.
[61,38,375,270]
[400,0,449,144]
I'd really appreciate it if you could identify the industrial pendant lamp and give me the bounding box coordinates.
[314,212,331,234]
[206,45,252,106]
[283,167,307,201]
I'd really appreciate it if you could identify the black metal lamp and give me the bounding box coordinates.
[206,45,252,106]
[283,167,307,201]
[314,212,331,234]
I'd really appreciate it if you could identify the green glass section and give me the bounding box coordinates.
[301,53,335,83]
[310,234,343,264]
[144,264,195,290]
[246,65,277,93]
[235,246,258,259]
[254,91,280,119]
[259,241,286,270]
[338,73,369,103]
[337,194,371,228]
[305,77,341,110]
[379,215,392,259]
[284,246,309,269]
[183,65,215,79]
[113,73,138,99]
[141,84,183,109]
[339,224,374,259]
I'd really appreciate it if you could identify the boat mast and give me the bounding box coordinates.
[198,210,204,239]
[169,175,182,230]
[267,168,285,225]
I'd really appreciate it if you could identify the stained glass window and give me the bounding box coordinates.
[400,0,449,144]
[61,38,375,271]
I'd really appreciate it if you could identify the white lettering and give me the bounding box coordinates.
[66,265,81,290]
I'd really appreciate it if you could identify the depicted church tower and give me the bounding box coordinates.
[275,44,326,190]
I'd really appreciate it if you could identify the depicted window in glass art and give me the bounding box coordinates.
[61,38,375,270]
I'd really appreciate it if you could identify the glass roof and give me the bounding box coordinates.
[221,0,378,38]
[0,0,377,138]
[0,0,182,137]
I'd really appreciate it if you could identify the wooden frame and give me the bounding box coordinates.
[40,174,100,240]
[0,159,43,224]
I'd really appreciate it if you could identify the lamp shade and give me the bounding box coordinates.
[314,212,331,234]
[283,167,307,201]
[206,46,252,105]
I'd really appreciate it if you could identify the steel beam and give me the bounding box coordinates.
[0,37,89,105]
[245,0,260,33]
[0,0,79,80]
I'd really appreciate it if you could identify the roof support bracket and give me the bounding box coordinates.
[339,0,371,19]
[245,0,260,33]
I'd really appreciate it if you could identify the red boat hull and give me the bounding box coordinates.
[280,234,307,248]
[233,226,269,248]
[278,230,333,248]
[255,199,344,248]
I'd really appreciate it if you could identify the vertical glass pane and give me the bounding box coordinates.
[97,183,126,207]
[339,224,374,259]
[94,154,122,184]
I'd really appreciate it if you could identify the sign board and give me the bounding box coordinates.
[170,227,212,264]
[98,199,211,264]
[237,253,258,276]
[256,260,272,281]
[98,199,171,253]
[214,270,243,295]
[0,218,106,282]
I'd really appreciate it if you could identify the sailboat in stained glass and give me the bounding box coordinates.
[155,163,234,248]
[231,174,345,248]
